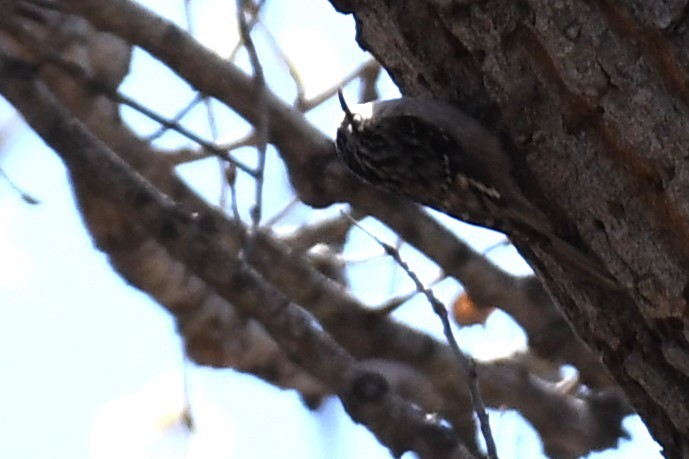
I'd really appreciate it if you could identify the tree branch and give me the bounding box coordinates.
[0,56,477,459]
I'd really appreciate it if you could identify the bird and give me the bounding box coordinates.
[335,90,618,288]
[335,90,551,233]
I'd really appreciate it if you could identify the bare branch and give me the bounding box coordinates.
[0,59,476,459]
[236,0,268,229]
[348,216,499,459]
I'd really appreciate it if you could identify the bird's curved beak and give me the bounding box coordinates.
[337,88,357,129]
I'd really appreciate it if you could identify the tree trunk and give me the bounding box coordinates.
[330,0,689,457]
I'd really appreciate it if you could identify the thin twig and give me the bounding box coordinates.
[256,22,306,105]
[25,44,257,175]
[215,123,244,221]
[261,196,299,227]
[146,1,261,145]
[258,27,379,112]
[182,0,250,219]
[386,236,404,299]
[117,88,256,174]
[482,238,510,255]
[145,93,205,142]
[344,213,499,459]
[181,351,195,431]
[298,59,379,111]
[2,22,256,174]
[236,0,269,230]
[164,131,255,166]
[183,0,194,34]
[0,168,40,204]
[161,138,236,165]
[370,273,447,315]
[184,0,230,216]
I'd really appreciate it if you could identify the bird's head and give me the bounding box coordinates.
[335,90,381,182]
[334,91,448,190]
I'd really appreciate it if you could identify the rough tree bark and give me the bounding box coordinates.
[328,0,689,457]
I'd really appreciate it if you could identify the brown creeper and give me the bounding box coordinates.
[335,92,616,286]
[335,91,551,235]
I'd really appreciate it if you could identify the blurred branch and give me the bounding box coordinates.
[0,59,476,459]
[164,131,257,166]
[257,22,307,107]
[23,40,257,174]
[298,59,380,111]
